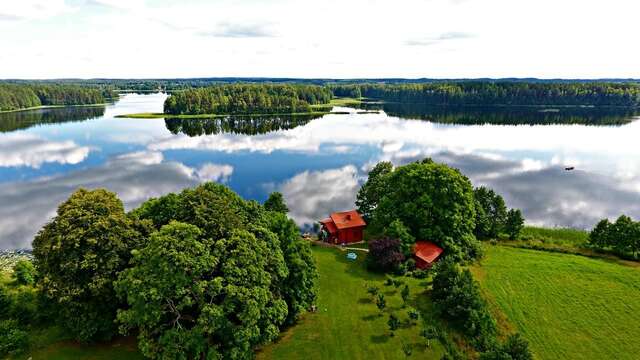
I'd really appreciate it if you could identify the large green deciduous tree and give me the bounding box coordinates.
[505,209,525,240]
[116,221,288,359]
[32,188,148,342]
[123,182,318,357]
[368,159,481,262]
[265,212,318,325]
[356,161,393,222]
[473,187,508,240]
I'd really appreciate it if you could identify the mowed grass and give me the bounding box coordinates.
[257,245,448,360]
[472,245,640,360]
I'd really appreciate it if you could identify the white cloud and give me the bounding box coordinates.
[0,150,235,249]
[1,0,639,78]
[0,0,71,21]
[279,166,360,227]
[0,133,90,168]
[196,163,234,182]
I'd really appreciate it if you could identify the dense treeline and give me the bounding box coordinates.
[0,84,115,112]
[589,215,640,258]
[332,82,640,107]
[163,84,333,115]
[0,106,105,133]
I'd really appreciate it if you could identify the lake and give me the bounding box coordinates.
[1,93,639,249]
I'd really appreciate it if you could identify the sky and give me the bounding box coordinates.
[0,0,639,79]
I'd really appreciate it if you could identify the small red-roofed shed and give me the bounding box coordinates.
[414,241,444,269]
[319,210,366,244]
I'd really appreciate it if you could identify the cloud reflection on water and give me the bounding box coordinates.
[2,94,640,249]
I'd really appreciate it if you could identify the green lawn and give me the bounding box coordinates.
[257,245,448,360]
[472,245,640,360]
[13,330,143,360]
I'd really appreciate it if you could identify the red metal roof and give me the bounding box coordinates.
[329,210,366,230]
[414,241,443,264]
[320,218,338,234]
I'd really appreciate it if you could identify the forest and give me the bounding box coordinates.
[331,82,640,107]
[163,84,333,115]
[0,84,116,112]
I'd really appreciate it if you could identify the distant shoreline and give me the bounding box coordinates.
[0,103,110,114]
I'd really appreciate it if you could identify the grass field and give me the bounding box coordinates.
[471,245,640,360]
[519,226,589,247]
[257,245,449,360]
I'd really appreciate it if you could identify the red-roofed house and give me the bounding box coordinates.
[319,210,366,244]
[413,241,444,269]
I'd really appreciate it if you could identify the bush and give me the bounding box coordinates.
[12,260,36,286]
[480,333,533,360]
[9,291,38,325]
[0,285,11,319]
[412,269,429,279]
[0,320,28,357]
[367,237,405,272]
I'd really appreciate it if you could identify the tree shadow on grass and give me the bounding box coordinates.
[361,314,378,321]
[358,297,372,304]
[370,334,390,344]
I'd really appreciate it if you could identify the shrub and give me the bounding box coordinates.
[388,313,400,332]
[0,285,11,319]
[480,333,533,360]
[376,294,387,313]
[0,320,28,357]
[412,269,429,279]
[12,260,36,286]
[9,291,38,325]
[368,237,405,272]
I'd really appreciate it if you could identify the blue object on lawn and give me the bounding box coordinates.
[347,252,357,260]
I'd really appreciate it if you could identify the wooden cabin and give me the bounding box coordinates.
[319,210,366,244]
[413,241,444,269]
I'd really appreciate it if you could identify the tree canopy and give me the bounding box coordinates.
[362,159,482,262]
[32,188,149,342]
[331,82,640,107]
[0,84,114,111]
[164,84,332,115]
[121,182,318,357]
[264,192,289,214]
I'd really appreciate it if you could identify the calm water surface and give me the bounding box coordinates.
[1,93,639,249]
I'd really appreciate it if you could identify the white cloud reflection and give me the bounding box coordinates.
[0,150,233,249]
[0,133,90,168]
